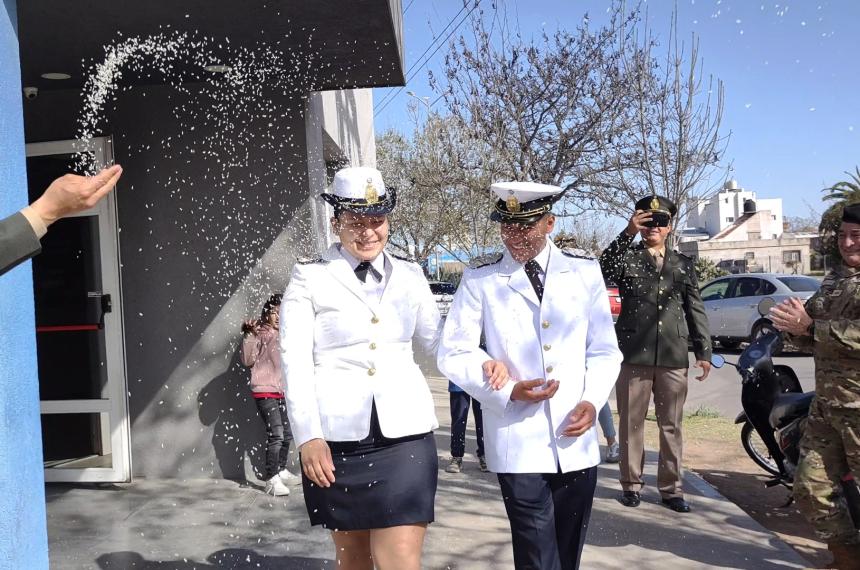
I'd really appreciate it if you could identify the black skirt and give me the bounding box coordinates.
[301,406,438,530]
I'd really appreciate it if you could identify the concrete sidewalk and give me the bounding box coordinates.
[46,378,810,569]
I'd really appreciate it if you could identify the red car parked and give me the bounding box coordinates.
[606,283,621,322]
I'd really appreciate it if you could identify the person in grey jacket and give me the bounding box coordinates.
[1,164,123,275]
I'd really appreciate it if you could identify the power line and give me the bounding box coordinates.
[375,1,480,117]
[374,3,470,116]
[374,2,470,114]
[404,0,416,15]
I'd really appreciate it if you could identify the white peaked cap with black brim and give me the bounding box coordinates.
[490,181,564,224]
[320,166,396,216]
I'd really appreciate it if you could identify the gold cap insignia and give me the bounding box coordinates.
[365,178,379,204]
[506,190,521,213]
[650,197,660,211]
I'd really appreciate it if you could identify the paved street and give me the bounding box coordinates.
[46,377,809,569]
[418,343,817,419]
[684,348,815,417]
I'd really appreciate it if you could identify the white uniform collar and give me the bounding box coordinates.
[529,240,551,273]
[337,244,386,277]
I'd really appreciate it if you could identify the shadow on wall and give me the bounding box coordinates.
[97,549,333,569]
[131,198,318,480]
[197,346,268,482]
[327,89,373,167]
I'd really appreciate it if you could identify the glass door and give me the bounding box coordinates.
[26,138,131,482]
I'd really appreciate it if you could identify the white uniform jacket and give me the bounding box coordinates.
[281,244,441,447]
[438,240,622,473]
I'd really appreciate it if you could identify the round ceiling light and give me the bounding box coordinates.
[40,73,71,80]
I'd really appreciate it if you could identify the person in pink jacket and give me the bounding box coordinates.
[241,293,299,496]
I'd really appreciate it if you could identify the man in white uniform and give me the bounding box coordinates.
[438,182,622,570]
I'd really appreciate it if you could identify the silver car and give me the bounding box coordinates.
[700,273,821,349]
[428,280,456,317]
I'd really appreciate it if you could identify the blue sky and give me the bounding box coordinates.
[373,0,860,221]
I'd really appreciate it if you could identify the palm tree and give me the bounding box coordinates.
[822,166,860,202]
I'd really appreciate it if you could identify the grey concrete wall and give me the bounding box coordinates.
[0,0,50,565]
[24,84,317,479]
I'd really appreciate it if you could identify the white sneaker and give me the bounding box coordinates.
[279,468,302,486]
[264,475,290,496]
[605,442,620,463]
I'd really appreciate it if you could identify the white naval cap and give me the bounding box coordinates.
[489,181,565,223]
[320,166,396,215]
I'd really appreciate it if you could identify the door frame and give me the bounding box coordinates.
[27,137,132,483]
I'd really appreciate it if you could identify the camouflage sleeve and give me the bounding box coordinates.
[780,290,821,351]
[598,231,634,285]
[813,318,860,352]
[682,260,712,361]
[783,330,815,352]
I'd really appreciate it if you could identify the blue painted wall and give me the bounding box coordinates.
[0,0,49,568]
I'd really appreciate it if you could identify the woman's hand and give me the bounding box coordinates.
[300,439,336,487]
[482,360,510,390]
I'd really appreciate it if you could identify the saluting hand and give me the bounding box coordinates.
[561,401,597,437]
[510,378,559,402]
[482,360,510,390]
[625,209,653,237]
[300,439,336,488]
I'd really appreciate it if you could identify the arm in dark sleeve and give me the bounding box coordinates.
[0,212,42,276]
[598,231,634,285]
[682,262,712,361]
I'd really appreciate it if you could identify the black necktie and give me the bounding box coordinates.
[524,259,544,302]
[354,261,380,283]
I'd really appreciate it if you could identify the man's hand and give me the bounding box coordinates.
[510,378,559,402]
[770,297,814,336]
[30,164,123,226]
[561,401,596,437]
[483,360,510,390]
[300,439,336,488]
[625,209,653,237]
[694,360,711,381]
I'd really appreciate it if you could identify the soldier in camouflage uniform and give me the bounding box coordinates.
[771,203,860,569]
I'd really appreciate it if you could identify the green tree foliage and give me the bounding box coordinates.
[818,167,860,264]
[693,257,728,284]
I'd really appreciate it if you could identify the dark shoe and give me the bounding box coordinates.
[827,541,860,570]
[445,457,463,473]
[661,497,691,513]
[477,455,489,473]
[618,491,641,507]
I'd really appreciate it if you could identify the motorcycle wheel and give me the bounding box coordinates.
[741,422,780,476]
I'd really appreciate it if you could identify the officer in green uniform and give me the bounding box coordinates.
[599,195,712,513]
[771,203,860,569]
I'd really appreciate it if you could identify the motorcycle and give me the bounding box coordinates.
[710,298,860,527]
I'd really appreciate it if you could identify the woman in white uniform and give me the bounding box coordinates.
[281,167,506,569]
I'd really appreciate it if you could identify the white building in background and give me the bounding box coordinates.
[684,179,784,240]
[679,179,819,275]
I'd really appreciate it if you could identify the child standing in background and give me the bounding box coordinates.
[240,293,299,496]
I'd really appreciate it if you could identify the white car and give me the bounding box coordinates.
[700,273,820,349]
[428,281,456,317]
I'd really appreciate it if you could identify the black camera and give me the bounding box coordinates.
[643,212,671,228]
